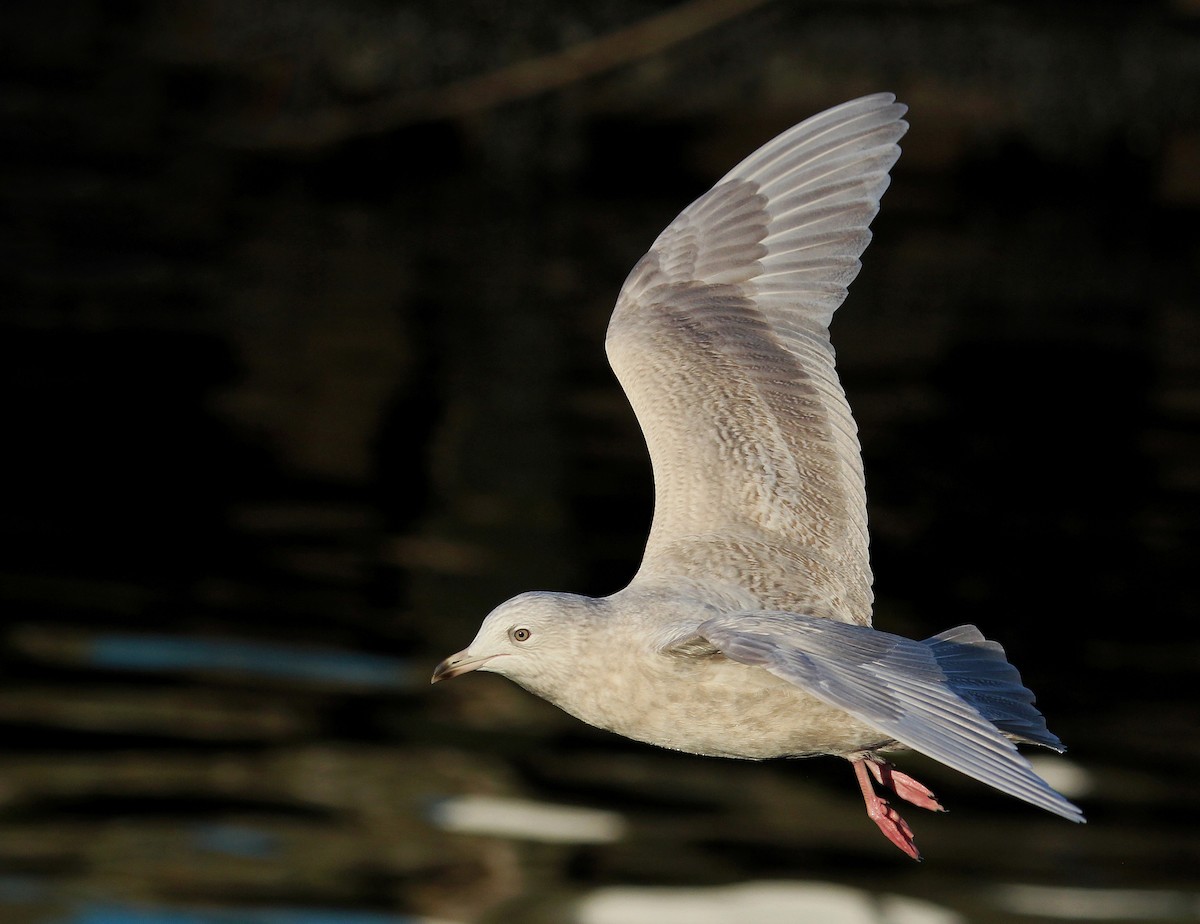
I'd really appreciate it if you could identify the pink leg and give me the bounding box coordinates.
[853,758,921,860]
[865,756,945,812]
[852,754,946,860]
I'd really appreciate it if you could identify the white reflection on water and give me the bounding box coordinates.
[427,794,626,843]
[993,884,1200,920]
[1027,755,1095,799]
[576,882,964,924]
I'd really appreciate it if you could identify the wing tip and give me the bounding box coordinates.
[1050,795,1088,824]
[835,91,910,133]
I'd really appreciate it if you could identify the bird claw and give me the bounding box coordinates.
[864,793,921,860]
[866,758,946,812]
[853,755,944,859]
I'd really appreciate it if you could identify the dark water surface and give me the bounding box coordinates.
[2,3,1199,923]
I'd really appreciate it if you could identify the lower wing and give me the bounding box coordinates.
[692,612,1084,822]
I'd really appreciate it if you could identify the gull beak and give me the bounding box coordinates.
[430,649,497,684]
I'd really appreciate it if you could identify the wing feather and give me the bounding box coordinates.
[698,612,1085,822]
[606,94,907,620]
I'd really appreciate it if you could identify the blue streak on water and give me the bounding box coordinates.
[190,823,281,859]
[0,873,49,901]
[60,902,435,924]
[87,635,416,688]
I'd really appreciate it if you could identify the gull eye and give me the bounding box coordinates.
[510,627,532,643]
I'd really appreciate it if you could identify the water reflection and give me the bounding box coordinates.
[23,883,1200,924]
[575,882,963,924]
[991,885,1200,921]
[1025,756,1095,800]
[428,795,626,844]
[49,904,455,924]
[81,634,420,690]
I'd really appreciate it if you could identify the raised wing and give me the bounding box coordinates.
[606,94,907,622]
[697,612,1085,822]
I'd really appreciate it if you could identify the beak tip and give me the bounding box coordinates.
[431,650,473,685]
[431,650,495,685]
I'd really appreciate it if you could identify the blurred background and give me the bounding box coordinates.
[2,1,1199,922]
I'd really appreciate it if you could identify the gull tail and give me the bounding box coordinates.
[924,625,1065,752]
[700,612,1085,823]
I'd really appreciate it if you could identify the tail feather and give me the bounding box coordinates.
[924,625,1065,752]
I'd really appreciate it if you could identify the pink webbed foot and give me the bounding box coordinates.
[852,755,944,860]
[865,757,945,812]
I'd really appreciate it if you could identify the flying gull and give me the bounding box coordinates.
[432,94,1085,859]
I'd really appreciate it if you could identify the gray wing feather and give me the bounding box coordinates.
[699,612,1085,823]
[607,94,907,621]
[925,626,1066,749]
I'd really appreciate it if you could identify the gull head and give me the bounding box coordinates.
[431,591,600,700]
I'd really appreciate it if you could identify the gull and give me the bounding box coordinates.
[432,94,1085,859]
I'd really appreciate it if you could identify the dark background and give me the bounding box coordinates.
[2,1,1198,922]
